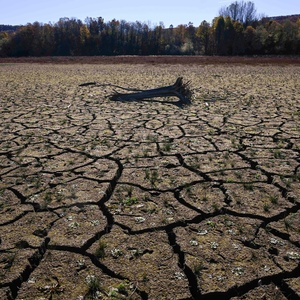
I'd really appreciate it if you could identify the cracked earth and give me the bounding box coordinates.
[0,59,299,299]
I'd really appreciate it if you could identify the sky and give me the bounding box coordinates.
[1,0,299,27]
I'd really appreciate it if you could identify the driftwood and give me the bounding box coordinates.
[110,77,192,106]
[79,77,193,107]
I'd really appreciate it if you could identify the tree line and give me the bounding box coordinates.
[0,10,299,56]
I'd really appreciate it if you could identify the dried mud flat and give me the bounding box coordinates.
[0,59,300,300]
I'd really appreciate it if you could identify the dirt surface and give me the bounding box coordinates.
[0,59,299,299]
[1,55,300,65]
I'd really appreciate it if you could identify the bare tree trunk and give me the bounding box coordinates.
[110,77,192,106]
[79,77,193,107]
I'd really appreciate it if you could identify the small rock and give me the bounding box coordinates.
[189,240,199,246]
[198,229,208,235]
[134,217,146,223]
[211,242,219,250]
[175,272,185,279]
[286,251,300,260]
[232,267,244,276]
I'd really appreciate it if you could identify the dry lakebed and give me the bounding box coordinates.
[0,57,299,299]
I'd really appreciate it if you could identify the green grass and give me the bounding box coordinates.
[95,240,107,259]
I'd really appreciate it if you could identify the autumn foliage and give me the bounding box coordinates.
[0,15,299,57]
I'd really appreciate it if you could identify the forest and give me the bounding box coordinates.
[0,2,299,57]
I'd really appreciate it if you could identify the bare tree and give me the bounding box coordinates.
[219,1,257,25]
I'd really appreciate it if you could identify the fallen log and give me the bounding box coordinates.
[110,77,192,106]
[79,77,193,107]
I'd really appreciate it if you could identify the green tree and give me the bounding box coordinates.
[255,25,268,54]
[196,21,211,55]
[0,31,9,56]
[40,24,56,55]
[213,16,226,55]
[281,20,299,54]
[244,25,259,54]
[12,24,36,56]
[224,17,235,55]
[80,25,90,55]
[265,21,282,54]
[232,20,244,54]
